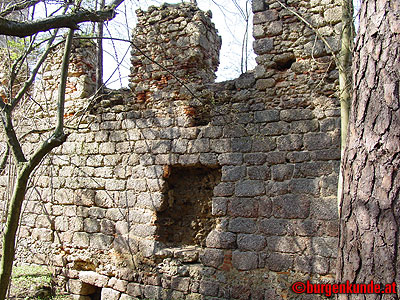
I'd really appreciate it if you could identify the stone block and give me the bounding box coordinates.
[101,219,115,235]
[178,154,200,165]
[243,153,266,165]
[294,255,329,275]
[200,249,224,268]
[89,233,113,250]
[79,271,109,287]
[263,252,293,271]
[290,120,319,133]
[119,294,136,300]
[210,139,231,153]
[310,149,341,161]
[324,6,341,24]
[251,136,276,152]
[232,251,258,270]
[206,230,236,249]
[199,153,218,166]
[272,194,310,219]
[171,277,190,292]
[214,182,234,197]
[271,164,294,181]
[303,132,332,150]
[237,234,266,251]
[265,151,286,164]
[228,198,258,217]
[201,126,223,138]
[289,178,319,195]
[254,110,280,123]
[217,153,243,165]
[83,218,100,233]
[235,180,265,197]
[280,109,314,121]
[247,166,270,180]
[143,285,163,299]
[68,279,96,295]
[310,237,338,258]
[99,142,116,154]
[267,236,309,253]
[255,78,276,90]
[231,138,252,152]
[212,197,227,216]
[101,287,121,300]
[252,0,265,12]
[73,232,89,247]
[221,166,246,182]
[276,135,303,151]
[253,10,279,24]
[199,280,219,296]
[286,151,311,163]
[259,218,291,236]
[311,197,338,220]
[228,218,257,233]
[126,282,142,297]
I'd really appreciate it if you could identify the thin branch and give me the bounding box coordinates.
[0,145,9,173]
[0,0,41,17]
[55,29,74,136]
[0,8,115,37]
[0,112,26,163]
[10,30,59,110]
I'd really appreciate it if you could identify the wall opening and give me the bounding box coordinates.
[155,165,221,247]
[89,286,102,300]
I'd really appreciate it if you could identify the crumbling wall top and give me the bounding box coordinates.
[129,3,221,103]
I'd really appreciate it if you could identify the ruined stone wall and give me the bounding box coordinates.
[0,1,342,299]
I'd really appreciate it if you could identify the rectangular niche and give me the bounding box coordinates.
[155,165,221,247]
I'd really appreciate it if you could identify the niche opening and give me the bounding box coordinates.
[155,165,221,247]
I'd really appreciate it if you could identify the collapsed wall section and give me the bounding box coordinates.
[0,1,342,299]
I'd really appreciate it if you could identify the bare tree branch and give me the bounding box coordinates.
[55,29,74,136]
[0,0,41,17]
[0,8,115,37]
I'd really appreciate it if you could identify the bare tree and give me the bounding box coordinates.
[0,0,125,298]
[337,0,400,297]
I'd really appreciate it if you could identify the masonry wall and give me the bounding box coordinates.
[0,1,342,299]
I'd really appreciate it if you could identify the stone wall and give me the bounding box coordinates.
[0,1,342,299]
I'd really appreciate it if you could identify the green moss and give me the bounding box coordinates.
[10,265,72,300]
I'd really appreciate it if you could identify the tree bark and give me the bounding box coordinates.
[337,1,400,299]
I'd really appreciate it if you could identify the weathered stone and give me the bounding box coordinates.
[200,249,224,268]
[228,198,258,217]
[276,135,303,151]
[259,218,291,236]
[271,164,294,181]
[126,283,142,297]
[253,10,279,24]
[228,218,257,233]
[235,180,265,197]
[206,230,236,249]
[68,280,97,295]
[304,133,332,150]
[237,234,266,251]
[212,197,227,216]
[232,251,258,270]
[79,271,109,287]
[272,194,310,219]
[253,38,274,55]
[101,288,120,300]
[199,280,219,296]
[171,277,190,292]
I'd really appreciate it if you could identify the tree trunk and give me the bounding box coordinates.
[337,1,400,299]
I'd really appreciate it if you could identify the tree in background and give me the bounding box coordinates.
[337,0,400,296]
[0,0,125,297]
